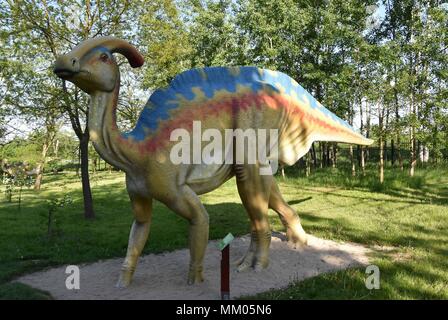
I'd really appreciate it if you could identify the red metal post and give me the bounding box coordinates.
[221,244,230,300]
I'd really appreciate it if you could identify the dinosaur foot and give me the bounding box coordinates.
[187,265,204,285]
[236,251,269,273]
[286,224,308,249]
[116,269,134,288]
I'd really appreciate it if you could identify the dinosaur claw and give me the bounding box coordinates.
[187,268,204,285]
[253,263,264,272]
[116,275,132,288]
[254,256,269,271]
[236,250,255,272]
[286,226,308,248]
[236,251,269,273]
[116,267,135,288]
[236,261,251,273]
[187,276,204,285]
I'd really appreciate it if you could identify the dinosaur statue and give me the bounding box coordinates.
[53,37,373,288]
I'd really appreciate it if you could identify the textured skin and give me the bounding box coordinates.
[54,37,373,288]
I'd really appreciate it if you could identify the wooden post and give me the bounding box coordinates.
[218,233,234,300]
[221,245,230,300]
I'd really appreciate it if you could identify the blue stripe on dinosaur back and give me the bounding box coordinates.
[123,66,353,141]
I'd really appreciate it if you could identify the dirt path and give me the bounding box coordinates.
[17,233,371,300]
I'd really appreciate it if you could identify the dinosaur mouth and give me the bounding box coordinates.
[54,68,78,79]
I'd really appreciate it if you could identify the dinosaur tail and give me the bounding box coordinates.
[278,81,373,166]
[293,86,374,147]
[312,123,374,146]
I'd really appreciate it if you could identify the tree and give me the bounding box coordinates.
[377,0,448,175]
[2,0,143,218]
[140,0,193,89]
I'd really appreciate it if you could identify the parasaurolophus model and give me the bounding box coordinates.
[54,37,373,288]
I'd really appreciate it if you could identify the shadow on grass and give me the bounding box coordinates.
[282,165,448,205]
[299,208,448,251]
[244,256,448,300]
[288,196,313,205]
[0,282,52,300]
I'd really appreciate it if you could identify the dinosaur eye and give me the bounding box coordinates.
[100,53,109,62]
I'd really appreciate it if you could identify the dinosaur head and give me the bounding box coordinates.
[54,36,144,94]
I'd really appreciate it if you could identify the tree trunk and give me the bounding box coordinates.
[378,102,384,184]
[319,142,323,169]
[384,108,390,164]
[34,167,43,190]
[421,144,426,168]
[417,140,421,168]
[397,135,403,171]
[320,142,324,168]
[34,142,50,190]
[80,134,95,219]
[348,102,355,176]
[410,130,416,177]
[410,84,416,176]
[331,143,337,168]
[409,30,417,177]
[360,146,366,176]
[379,137,384,184]
[363,101,371,163]
[359,98,366,176]
[93,157,97,174]
[322,143,329,167]
[311,142,317,168]
[76,146,81,177]
[357,145,361,166]
[54,139,60,158]
[350,145,356,177]
[393,77,403,171]
[305,152,311,177]
[18,186,22,211]
[391,139,395,166]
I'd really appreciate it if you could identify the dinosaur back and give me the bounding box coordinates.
[122,66,372,161]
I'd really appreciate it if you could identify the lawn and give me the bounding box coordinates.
[0,165,447,299]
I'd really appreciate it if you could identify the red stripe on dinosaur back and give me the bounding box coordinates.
[120,91,357,154]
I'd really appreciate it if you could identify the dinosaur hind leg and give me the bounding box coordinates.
[116,194,152,288]
[236,163,273,272]
[269,180,308,247]
[167,185,209,285]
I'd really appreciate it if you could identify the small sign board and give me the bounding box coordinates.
[217,233,234,251]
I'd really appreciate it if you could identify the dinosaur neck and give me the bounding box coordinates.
[88,76,133,173]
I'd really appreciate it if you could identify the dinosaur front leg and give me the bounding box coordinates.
[269,180,308,247]
[167,185,209,285]
[116,195,152,288]
[235,164,273,272]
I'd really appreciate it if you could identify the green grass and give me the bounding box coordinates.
[0,165,447,299]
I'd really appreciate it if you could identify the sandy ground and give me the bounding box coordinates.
[17,233,371,300]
